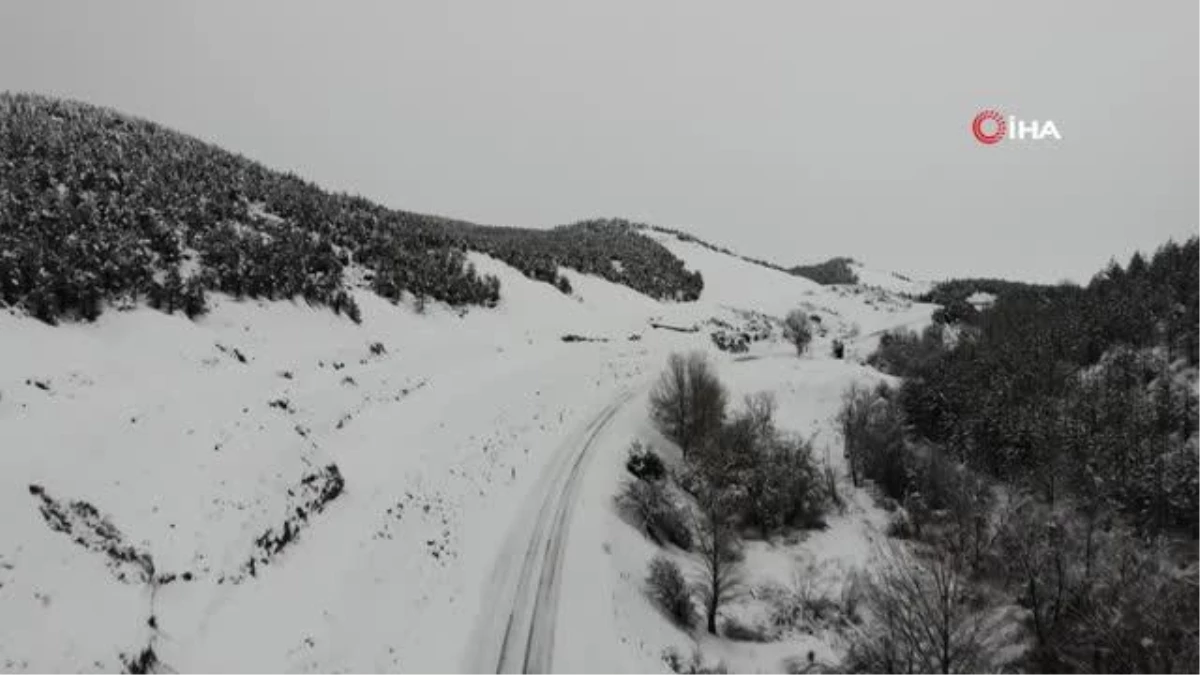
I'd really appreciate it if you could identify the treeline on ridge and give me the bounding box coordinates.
[789,256,860,285]
[0,93,702,324]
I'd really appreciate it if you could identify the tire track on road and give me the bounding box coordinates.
[468,390,635,674]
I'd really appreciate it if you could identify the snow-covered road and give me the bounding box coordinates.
[467,388,638,673]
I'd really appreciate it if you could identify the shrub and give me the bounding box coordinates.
[765,560,857,634]
[616,478,693,550]
[647,556,693,627]
[121,647,159,674]
[884,510,916,539]
[653,499,694,551]
[626,441,666,481]
[722,616,773,642]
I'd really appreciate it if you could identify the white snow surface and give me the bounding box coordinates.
[0,234,935,673]
[967,291,998,307]
[846,261,931,297]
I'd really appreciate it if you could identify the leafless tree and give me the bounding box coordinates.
[838,384,872,488]
[995,498,1086,666]
[997,495,1200,673]
[783,309,813,355]
[844,542,994,674]
[694,481,743,635]
[649,352,728,458]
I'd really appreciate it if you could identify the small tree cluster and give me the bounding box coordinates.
[789,257,860,285]
[644,353,835,634]
[866,325,946,377]
[839,383,908,497]
[725,393,827,534]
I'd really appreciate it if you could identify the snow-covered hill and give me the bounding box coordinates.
[845,261,932,298]
[0,231,937,672]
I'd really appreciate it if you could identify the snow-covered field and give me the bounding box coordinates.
[0,230,936,673]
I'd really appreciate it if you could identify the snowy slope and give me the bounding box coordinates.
[0,234,936,673]
[846,261,932,297]
[645,229,938,358]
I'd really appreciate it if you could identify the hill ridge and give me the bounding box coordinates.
[0,93,702,324]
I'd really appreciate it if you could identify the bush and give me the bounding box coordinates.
[616,478,693,550]
[647,556,694,627]
[626,441,666,482]
[765,560,857,634]
[884,510,916,539]
[722,616,773,642]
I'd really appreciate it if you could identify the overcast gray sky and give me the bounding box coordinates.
[1,1,1195,283]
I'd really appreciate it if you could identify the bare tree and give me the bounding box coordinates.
[694,478,743,635]
[844,542,994,674]
[783,309,813,355]
[649,352,728,458]
[838,384,871,488]
[996,499,1086,667]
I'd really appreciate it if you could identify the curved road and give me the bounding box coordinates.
[466,390,636,674]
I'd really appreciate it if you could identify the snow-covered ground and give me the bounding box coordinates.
[0,231,936,673]
[846,261,931,298]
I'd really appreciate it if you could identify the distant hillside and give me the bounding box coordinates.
[641,224,791,274]
[0,93,702,324]
[645,226,930,294]
[789,257,859,285]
